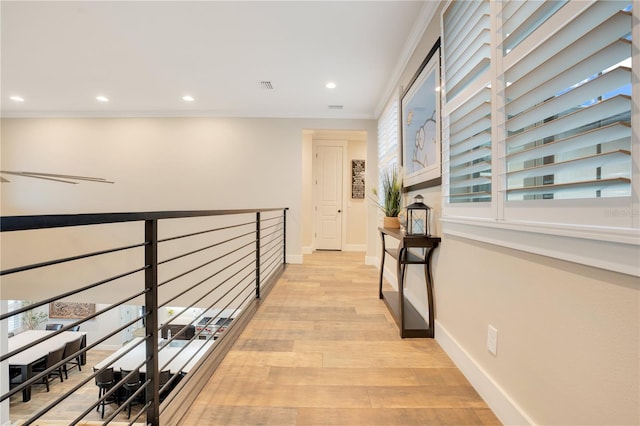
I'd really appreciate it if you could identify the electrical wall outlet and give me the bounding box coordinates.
[487,325,498,356]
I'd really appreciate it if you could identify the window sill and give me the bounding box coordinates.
[441,216,640,277]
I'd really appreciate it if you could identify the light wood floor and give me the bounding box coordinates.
[181,251,501,426]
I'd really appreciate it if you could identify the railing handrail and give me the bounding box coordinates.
[0,207,288,232]
[1,207,288,425]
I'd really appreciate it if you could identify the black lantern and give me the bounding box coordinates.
[406,194,431,236]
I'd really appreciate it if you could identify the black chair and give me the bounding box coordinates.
[69,325,80,331]
[93,367,116,419]
[62,337,83,378]
[32,346,65,392]
[120,369,143,419]
[45,323,63,331]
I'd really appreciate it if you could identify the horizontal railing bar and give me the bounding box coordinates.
[158,220,255,244]
[260,221,283,232]
[261,245,283,268]
[157,240,256,288]
[262,258,282,283]
[259,228,282,242]
[0,241,147,276]
[260,235,284,252]
[158,229,256,266]
[261,237,284,253]
[159,251,255,310]
[259,215,282,223]
[0,265,148,322]
[0,208,287,232]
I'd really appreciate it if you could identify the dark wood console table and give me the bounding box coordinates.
[378,227,441,338]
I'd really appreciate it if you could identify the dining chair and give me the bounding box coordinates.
[120,369,143,419]
[32,346,65,392]
[69,325,81,331]
[62,337,83,378]
[45,323,63,331]
[93,367,116,419]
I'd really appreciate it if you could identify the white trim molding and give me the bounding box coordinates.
[435,321,535,426]
[442,218,640,277]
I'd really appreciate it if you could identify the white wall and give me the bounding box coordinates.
[1,117,376,258]
[374,3,640,425]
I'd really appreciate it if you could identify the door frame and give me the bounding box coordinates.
[312,139,348,251]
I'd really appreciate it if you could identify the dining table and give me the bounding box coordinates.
[94,337,215,376]
[7,330,87,402]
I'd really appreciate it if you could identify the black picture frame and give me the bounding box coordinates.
[400,39,442,193]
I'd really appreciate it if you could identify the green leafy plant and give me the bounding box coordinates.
[20,301,48,330]
[372,167,402,217]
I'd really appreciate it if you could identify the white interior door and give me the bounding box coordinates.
[315,143,344,250]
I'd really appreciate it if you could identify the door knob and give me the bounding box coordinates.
[338,210,342,213]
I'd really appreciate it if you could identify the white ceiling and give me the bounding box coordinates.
[1,1,434,120]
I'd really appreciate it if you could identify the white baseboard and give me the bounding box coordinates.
[365,255,378,266]
[344,244,366,252]
[435,321,534,426]
[302,246,313,254]
[286,254,303,264]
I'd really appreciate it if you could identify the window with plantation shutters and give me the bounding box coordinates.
[377,98,399,197]
[440,0,638,275]
[443,0,492,204]
[503,1,632,201]
[7,300,22,334]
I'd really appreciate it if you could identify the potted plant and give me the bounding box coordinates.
[372,167,402,228]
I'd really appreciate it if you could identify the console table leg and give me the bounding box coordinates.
[424,248,436,338]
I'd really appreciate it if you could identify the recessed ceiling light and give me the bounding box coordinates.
[326,82,337,89]
[10,96,25,102]
[96,95,109,102]
[182,95,195,102]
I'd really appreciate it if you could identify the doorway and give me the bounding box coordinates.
[313,140,346,250]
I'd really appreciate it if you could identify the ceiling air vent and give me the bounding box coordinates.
[328,105,343,110]
[258,81,274,90]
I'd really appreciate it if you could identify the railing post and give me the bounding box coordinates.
[144,219,160,425]
[283,208,287,265]
[256,212,261,299]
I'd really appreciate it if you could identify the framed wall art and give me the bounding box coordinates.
[351,159,365,199]
[49,302,96,319]
[401,39,441,190]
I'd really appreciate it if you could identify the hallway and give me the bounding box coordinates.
[181,251,500,425]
